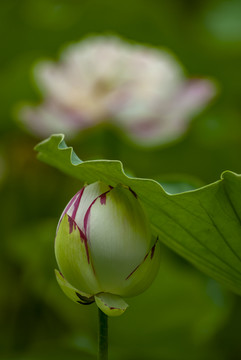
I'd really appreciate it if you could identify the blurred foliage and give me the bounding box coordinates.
[1,0,241,359]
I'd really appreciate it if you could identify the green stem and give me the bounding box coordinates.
[98,308,108,360]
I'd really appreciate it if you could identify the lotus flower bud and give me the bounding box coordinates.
[55,181,161,316]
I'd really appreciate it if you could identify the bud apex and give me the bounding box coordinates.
[55,181,161,316]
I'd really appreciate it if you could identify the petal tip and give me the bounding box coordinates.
[95,293,128,317]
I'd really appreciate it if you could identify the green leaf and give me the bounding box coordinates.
[35,134,241,296]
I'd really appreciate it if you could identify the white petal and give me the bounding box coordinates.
[66,181,110,232]
[87,185,152,293]
[120,238,161,297]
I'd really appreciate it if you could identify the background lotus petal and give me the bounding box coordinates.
[18,36,216,146]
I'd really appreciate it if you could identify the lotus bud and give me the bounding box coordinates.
[55,181,161,316]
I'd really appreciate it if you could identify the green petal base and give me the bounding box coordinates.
[55,269,94,304]
[95,293,129,316]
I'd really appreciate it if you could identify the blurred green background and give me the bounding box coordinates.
[1,0,241,359]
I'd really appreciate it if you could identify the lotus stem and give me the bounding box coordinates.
[98,308,108,360]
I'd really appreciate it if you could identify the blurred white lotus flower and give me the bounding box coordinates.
[19,36,216,145]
